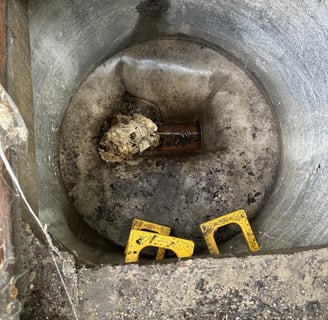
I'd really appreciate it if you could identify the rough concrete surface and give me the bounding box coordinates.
[15,216,328,319]
[78,251,328,319]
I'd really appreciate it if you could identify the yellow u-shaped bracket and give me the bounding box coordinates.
[125,229,195,263]
[126,219,171,260]
[200,210,260,255]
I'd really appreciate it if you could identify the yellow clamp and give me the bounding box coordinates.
[125,220,194,263]
[125,218,171,260]
[200,209,260,255]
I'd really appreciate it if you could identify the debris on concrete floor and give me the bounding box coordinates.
[60,39,281,253]
[14,218,78,320]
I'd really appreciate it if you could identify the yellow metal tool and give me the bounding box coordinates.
[200,210,260,255]
[126,219,171,260]
[125,229,195,263]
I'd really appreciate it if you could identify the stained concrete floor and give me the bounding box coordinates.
[15,215,328,319]
[59,38,280,254]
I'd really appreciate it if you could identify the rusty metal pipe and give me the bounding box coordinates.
[125,96,202,153]
[157,121,201,152]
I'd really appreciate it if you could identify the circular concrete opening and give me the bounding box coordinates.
[28,0,328,264]
[59,39,280,254]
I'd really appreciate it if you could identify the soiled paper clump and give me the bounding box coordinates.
[98,113,160,163]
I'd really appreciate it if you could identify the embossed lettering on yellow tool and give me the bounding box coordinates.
[126,219,171,260]
[125,229,195,263]
[200,210,260,255]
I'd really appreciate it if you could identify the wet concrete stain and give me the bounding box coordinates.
[104,0,171,63]
[134,0,170,42]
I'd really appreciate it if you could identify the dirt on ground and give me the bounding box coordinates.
[13,215,328,320]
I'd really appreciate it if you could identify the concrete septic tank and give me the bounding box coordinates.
[1,0,328,319]
[28,0,328,262]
